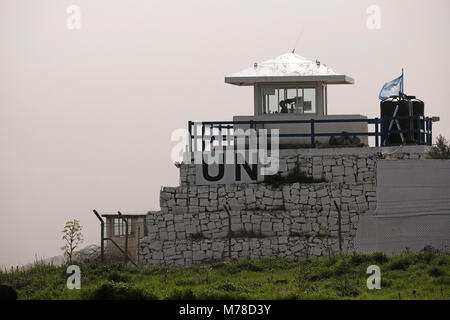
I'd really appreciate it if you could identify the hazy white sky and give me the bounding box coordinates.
[1,0,449,267]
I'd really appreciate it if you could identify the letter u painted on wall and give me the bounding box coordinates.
[195,151,262,185]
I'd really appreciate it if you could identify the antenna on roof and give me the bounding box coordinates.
[292,24,306,55]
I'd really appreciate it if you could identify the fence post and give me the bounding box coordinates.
[417,116,421,145]
[375,118,379,147]
[429,119,433,146]
[333,201,342,256]
[118,211,128,264]
[201,124,205,152]
[218,124,222,148]
[137,225,140,265]
[310,119,315,148]
[188,121,193,152]
[383,118,389,146]
[93,210,105,263]
[224,204,232,260]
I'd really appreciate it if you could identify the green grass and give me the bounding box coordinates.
[1,252,449,300]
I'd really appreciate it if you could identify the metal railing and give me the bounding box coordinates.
[187,115,433,152]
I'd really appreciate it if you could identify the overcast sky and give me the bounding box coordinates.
[1,0,449,268]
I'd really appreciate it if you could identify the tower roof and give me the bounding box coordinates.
[225,52,354,86]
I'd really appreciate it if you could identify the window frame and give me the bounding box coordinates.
[112,218,132,237]
[259,84,318,116]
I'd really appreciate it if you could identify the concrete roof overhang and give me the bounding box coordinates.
[225,75,354,86]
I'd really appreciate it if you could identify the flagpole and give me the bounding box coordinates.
[401,68,404,95]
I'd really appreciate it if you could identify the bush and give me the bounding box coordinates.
[380,278,392,288]
[433,255,450,266]
[264,165,326,188]
[195,288,248,300]
[388,255,414,271]
[166,288,195,300]
[223,257,297,274]
[174,278,200,286]
[432,276,450,286]
[107,270,131,283]
[226,259,263,273]
[190,232,206,240]
[371,252,390,265]
[90,281,156,300]
[315,268,333,280]
[428,267,445,278]
[427,135,450,159]
[350,252,389,266]
[215,280,241,292]
[85,262,129,278]
[350,253,366,266]
[331,259,352,277]
[0,285,17,300]
[335,277,360,297]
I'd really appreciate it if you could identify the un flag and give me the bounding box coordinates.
[379,75,404,100]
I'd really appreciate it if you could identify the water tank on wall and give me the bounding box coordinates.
[380,95,425,145]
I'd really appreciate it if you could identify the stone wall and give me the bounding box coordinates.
[141,181,373,266]
[180,146,427,186]
[140,146,429,266]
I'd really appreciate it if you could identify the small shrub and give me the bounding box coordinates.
[432,276,450,286]
[232,259,264,272]
[229,230,263,238]
[264,165,326,188]
[190,232,206,240]
[278,292,299,300]
[90,281,155,300]
[307,273,322,282]
[324,255,338,267]
[428,267,445,278]
[350,253,366,266]
[350,252,389,266]
[215,280,239,292]
[427,135,450,159]
[0,285,17,300]
[371,252,389,265]
[166,288,195,300]
[107,270,131,283]
[335,277,360,297]
[221,258,296,274]
[380,278,392,288]
[331,259,352,277]
[195,288,248,300]
[433,255,450,266]
[174,278,200,286]
[388,256,413,271]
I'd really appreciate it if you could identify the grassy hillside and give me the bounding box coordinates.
[1,251,449,300]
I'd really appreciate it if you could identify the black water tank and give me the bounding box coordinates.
[411,97,425,143]
[380,96,425,145]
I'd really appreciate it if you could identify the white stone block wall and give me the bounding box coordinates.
[141,181,375,265]
[180,146,427,186]
[140,146,428,266]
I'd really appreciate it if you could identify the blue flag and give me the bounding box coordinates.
[379,75,404,100]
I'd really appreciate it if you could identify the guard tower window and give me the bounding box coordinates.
[261,87,316,115]
[113,218,132,236]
